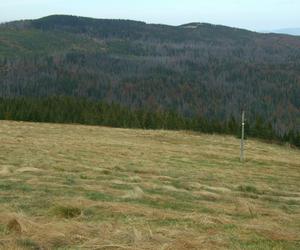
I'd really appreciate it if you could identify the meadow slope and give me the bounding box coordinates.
[0,121,299,249]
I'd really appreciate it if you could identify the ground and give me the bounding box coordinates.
[0,121,299,249]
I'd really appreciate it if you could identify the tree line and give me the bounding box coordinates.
[0,97,299,148]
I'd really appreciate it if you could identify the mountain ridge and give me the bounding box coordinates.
[0,15,300,137]
[3,15,296,39]
[270,28,300,36]
[3,15,300,38]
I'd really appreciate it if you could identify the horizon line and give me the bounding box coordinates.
[1,14,300,35]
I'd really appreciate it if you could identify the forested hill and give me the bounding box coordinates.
[0,15,300,137]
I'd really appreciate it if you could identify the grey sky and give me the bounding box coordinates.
[0,0,299,31]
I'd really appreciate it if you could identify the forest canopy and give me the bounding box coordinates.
[0,15,299,146]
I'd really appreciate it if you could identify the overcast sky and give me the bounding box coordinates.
[0,0,299,31]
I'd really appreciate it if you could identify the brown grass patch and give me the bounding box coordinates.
[0,121,299,249]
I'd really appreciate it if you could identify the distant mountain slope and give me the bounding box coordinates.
[271,28,300,36]
[0,15,300,135]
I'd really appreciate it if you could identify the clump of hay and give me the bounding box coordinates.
[123,186,144,199]
[50,205,82,219]
[0,165,12,176]
[16,167,42,173]
[7,218,22,234]
[128,175,142,182]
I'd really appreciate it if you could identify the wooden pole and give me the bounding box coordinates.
[240,110,245,162]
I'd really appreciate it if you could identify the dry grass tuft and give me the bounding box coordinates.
[15,167,42,173]
[7,219,22,235]
[123,186,145,200]
[50,205,82,219]
[0,165,12,176]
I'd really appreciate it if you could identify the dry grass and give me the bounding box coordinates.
[0,121,299,249]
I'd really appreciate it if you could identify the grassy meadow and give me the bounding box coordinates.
[0,121,299,249]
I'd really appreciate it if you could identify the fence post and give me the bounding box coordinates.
[240,110,245,162]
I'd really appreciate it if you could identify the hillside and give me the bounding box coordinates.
[271,28,300,36]
[0,121,299,249]
[0,15,300,137]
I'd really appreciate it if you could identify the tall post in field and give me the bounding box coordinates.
[240,110,245,162]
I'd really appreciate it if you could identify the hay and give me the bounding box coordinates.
[0,121,299,249]
[123,186,145,199]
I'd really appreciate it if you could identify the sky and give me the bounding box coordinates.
[0,0,299,31]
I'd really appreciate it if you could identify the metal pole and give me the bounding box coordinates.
[240,110,245,162]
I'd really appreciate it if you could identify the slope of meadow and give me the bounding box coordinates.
[0,121,299,249]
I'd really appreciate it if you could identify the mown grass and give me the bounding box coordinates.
[0,121,299,249]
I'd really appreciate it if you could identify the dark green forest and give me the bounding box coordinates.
[0,97,299,147]
[0,15,299,145]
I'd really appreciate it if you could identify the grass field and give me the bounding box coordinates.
[0,121,299,249]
